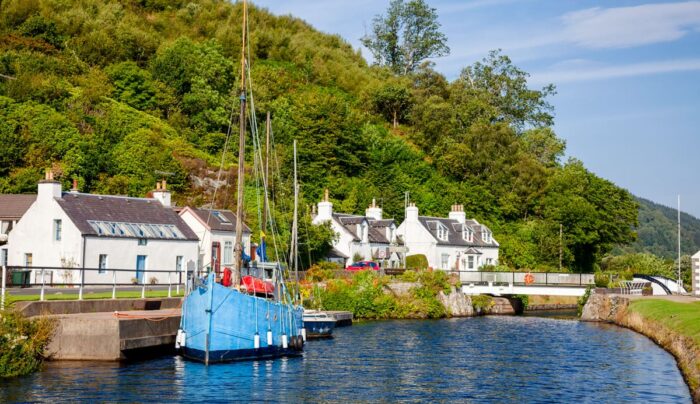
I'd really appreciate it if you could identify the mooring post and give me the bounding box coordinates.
[40,268,45,301]
[177,272,181,295]
[168,272,172,298]
[112,270,117,299]
[1,265,6,311]
[141,281,146,299]
[79,267,84,300]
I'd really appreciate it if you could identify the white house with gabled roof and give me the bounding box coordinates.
[178,206,251,276]
[396,203,499,271]
[7,173,198,285]
[312,191,403,267]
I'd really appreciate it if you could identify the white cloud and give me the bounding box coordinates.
[562,2,700,49]
[530,58,700,85]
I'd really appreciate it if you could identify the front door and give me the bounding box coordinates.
[211,242,221,276]
[136,255,146,283]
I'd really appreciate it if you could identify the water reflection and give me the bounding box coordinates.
[0,316,691,403]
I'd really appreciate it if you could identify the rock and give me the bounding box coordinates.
[438,291,474,317]
[490,297,523,315]
[580,292,630,322]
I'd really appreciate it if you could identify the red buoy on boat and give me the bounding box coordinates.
[222,267,232,287]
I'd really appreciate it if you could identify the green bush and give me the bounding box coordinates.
[577,286,593,316]
[594,272,610,288]
[305,261,340,282]
[399,269,418,282]
[0,310,55,378]
[405,254,428,270]
[471,295,494,313]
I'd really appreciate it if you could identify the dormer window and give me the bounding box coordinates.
[436,222,448,241]
[482,230,491,243]
[463,226,474,242]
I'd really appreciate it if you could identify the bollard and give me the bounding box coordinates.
[168,272,172,298]
[177,271,181,295]
[79,267,84,300]
[112,270,117,299]
[40,268,45,301]
[141,282,145,299]
[1,265,6,311]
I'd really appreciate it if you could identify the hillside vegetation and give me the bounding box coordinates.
[0,0,640,272]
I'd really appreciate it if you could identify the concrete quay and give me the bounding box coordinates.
[17,298,182,361]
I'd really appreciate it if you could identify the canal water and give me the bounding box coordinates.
[1,316,691,402]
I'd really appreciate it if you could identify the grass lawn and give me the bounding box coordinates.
[628,299,700,345]
[4,289,184,304]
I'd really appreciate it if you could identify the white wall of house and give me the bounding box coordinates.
[7,182,83,273]
[179,209,250,270]
[693,250,700,296]
[397,204,499,271]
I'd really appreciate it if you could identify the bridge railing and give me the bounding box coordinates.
[457,271,595,287]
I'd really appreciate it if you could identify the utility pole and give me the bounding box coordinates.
[678,195,682,294]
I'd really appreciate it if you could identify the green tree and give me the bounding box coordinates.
[361,0,450,75]
[370,82,412,128]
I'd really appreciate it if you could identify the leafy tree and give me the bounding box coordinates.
[370,82,412,128]
[361,0,449,75]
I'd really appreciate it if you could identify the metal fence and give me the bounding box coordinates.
[1,265,196,309]
[458,271,595,286]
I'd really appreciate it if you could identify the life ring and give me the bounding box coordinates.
[524,273,534,285]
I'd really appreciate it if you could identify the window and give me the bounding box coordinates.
[468,255,475,270]
[482,231,490,243]
[98,254,108,274]
[138,238,148,246]
[436,223,448,241]
[24,253,32,268]
[212,211,231,223]
[1,248,7,266]
[176,256,183,272]
[223,241,233,265]
[441,254,449,270]
[54,219,62,241]
[485,258,493,266]
[462,226,473,242]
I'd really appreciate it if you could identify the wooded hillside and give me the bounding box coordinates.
[0,0,643,271]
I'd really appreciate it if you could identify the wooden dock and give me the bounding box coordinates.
[323,310,353,326]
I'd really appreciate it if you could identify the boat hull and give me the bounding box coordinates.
[179,274,304,364]
[303,319,336,338]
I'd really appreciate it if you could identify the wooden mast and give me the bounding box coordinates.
[291,139,300,300]
[262,111,270,236]
[232,0,248,288]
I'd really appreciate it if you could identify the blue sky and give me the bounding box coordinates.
[253,0,700,217]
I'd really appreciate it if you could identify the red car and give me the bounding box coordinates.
[346,261,380,271]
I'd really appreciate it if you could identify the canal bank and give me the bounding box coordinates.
[582,292,700,402]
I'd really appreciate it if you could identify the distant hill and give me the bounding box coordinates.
[614,197,700,258]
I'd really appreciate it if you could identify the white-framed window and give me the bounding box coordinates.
[436,223,448,241]
[1,248,7,266]
[176,256,183,272]
[24,253,32,267]
[98,254,108,274]
[54,219,62,241]
[223,241,233,265]
[485,258,493,266]
[468,255,475,269]
[463,226,473,242]
[482,231,491,243]
[138,238,147,246]
[441,253,449,270]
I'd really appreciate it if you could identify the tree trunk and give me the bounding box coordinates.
[393,110,398,128]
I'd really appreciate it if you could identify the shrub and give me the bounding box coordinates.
[352,252,364,263]
[577,286,593,316]
[305,261,340,282]
[399,269,418,282]
[405,254,428,270]
[594,272,610,288]
[471,295,494,313]
[0,310,55,378]
[149,276,158,285]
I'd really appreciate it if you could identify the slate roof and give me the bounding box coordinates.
[417,216,498,248]
[186,207,251,233]
[327,247,349,259]
[56,193,198,240]
[0,194,36,219]
[332,213,395,244]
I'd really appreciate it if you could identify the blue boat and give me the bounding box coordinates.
[177,272,304,363]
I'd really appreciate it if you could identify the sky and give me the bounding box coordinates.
[252,0,700,217]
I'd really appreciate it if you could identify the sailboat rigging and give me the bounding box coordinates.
[176,0,305,364]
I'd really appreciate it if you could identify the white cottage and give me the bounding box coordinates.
[0,194,36,267]
[178,207,251,275]
[312,193,402,267]
[396,203,499,271]
[7,174,199,285]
